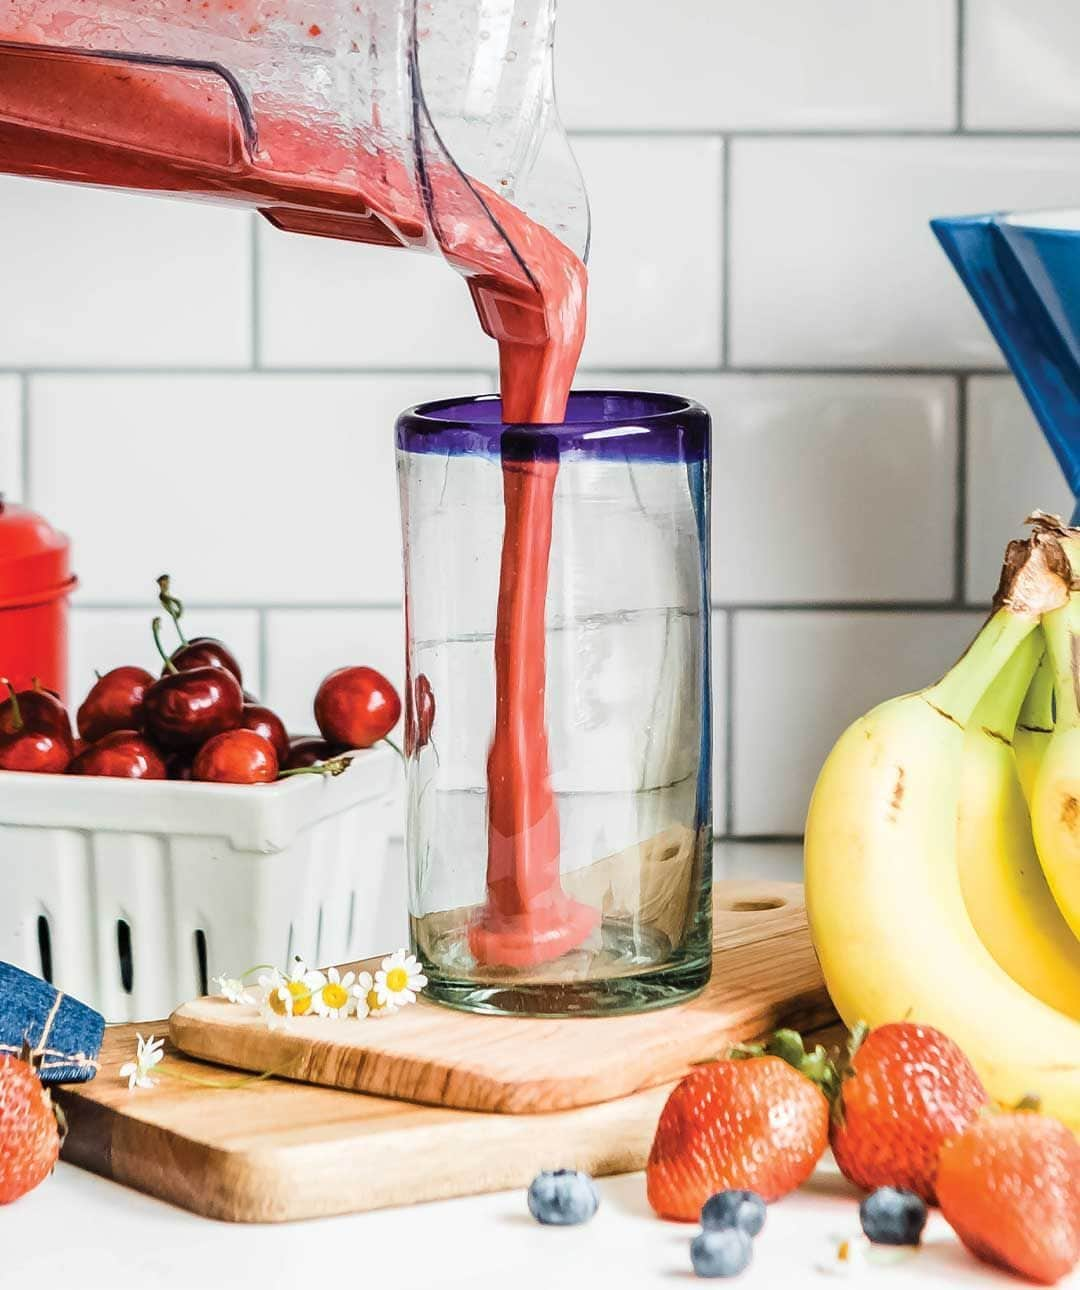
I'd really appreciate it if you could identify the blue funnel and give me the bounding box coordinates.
[932,210,1080,521]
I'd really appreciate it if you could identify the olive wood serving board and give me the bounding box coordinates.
[168,881,833,1115]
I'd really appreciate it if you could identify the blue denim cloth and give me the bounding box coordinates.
[0,962,103,1083]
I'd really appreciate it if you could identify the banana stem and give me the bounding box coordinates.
[1041,592,1080,732]
[970,631,1043,738]
[1018,642,1055,733]
[923,608,1042,728]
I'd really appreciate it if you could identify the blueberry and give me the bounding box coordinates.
[527,1169,599,1226]
[700,1189,767,1237]
[859,1187,928,1246]
[691,1228,754,1279]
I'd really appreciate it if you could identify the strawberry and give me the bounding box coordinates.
[0,1053,61,1204]
[646,1031,831,1221]
[937,1109,1080,1285]
[830,1022,987,1204]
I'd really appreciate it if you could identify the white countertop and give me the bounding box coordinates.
[13,1158,1069,1289]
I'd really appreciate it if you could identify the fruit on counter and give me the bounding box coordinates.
[193,729,278,784]
[526,1169,600,1226]
[956,633,1080,1018]
[76,666,154,744]
[282,735,341,770]
[700,1190,766,1237]
[829,1022,986,1203]
[0,1054,61,1205]
[0,683,71,773]
[1014,649,1054,805]
[67,730,168,780]
[858,1188,927,1247]
[156,573,243,684]
[937,1109,1080,1285]
[646,1032,830,1219]
[690,1228,753,1280]
[239,703,289,762]
[0,680,71,743]
[142,618,245,752]
[804,530,1080,1127]
[315,666,402,749]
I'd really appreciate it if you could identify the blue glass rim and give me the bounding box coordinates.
[395,390,710,462]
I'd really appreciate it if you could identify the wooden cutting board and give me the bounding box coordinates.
[170,880,832,1114]
[58,1021,846,1224]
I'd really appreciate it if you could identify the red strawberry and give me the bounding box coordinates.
[937,1110,1080,1285]
[646,1032,830,1220]
[0,1054,61,1204]
[830,1022,987,1204]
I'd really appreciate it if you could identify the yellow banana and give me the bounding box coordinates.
[1014,648,1054,805]
[1031,589,1080,941]
[957,631,1080,1019]
[806,535,1080,1127]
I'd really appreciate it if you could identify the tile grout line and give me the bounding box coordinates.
[954,375,968,604]
[249,215,262,370]
[723,609,735,837]
[955,0,966,132]
[0,365,1014,379]
[256,607,270,699]
[72,598,984,613]
[720,134,732,367]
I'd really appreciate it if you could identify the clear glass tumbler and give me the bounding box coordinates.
[397,391,712,1016]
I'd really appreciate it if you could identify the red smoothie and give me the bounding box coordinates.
[0,15,593,966]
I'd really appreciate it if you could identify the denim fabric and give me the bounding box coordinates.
[0,962,103,1084]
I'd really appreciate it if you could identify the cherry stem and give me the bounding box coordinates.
[157,574,188,646]
[277,754,354,780]
[383,735,404,764]
[152,618,179,674]
[3,680,23,733]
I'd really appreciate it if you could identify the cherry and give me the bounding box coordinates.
[0,680,71,744]
[193,729,278,784]
[142,618,244,752]
[239,704,289,762]
[314,666,401,749]
[68,730,167,780]
[282,735,340,771]
[77,666,154,743]
[0,684,71,773]
[156,573,243,683]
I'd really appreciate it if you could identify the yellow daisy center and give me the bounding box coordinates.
[287,980,312,1016]
[321,982,349,1010]
[385,967,409,993]
[366,988,382,1012]
[268,989,290,1016]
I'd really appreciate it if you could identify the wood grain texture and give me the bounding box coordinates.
[169,881,833,1114]
[57,1020,848,1224]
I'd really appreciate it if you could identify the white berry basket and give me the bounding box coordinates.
[0,747,403,1023]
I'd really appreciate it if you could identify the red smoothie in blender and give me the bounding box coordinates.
[0,5,593,967]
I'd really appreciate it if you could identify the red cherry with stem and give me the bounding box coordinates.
[282,735,341,770]
[142,618,244,752]
[77,666,154,743]
[0,679,72,744]
[193,729,278,784]
[67,730,167,779]
[156,573,243,684]
[315,667,401,750]
[0,684,71,773]
[239,704,288,762]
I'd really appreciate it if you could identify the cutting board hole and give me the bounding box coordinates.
[725,897,785,912]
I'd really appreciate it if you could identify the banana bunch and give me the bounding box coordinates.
[805,519,1080,1129]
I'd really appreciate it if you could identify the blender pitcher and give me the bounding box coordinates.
[398,392,714,1016]
[0,0,590,352]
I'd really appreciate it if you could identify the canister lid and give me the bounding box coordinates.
[0,497,76,608]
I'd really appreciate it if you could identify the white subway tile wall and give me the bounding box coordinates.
[4,2,1075,853]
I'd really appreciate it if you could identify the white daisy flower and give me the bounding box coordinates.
[212,974,254,1005]
[351,971,375,1019]
[373,950,427,1009]
[311,967,356,1019]
[814,1233,913,1278]
[119,1033,165,1091]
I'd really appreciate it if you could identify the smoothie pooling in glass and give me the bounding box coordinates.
[0,0,595,965]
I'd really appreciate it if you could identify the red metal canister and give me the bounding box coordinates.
[0,499,77,701]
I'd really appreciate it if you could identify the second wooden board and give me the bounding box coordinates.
[170,881,833,1114]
